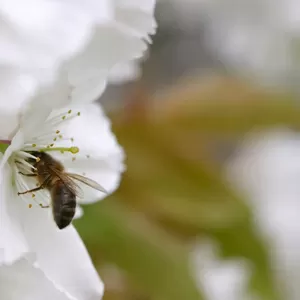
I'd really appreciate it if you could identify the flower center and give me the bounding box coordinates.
[8,108,83,208]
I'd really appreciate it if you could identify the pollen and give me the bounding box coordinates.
[53,137,57,141]
[32,193,35,198]
[77,112,81,116]
[68,109,72,114]
[56,130,60,134]
[62,116,66,120]
[32,143,37,147]
[28,204,32,208]
[50,143,54,147]
[36,157,41,162]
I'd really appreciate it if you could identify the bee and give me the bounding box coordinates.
[17,151,106,230]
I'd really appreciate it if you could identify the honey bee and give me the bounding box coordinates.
[17,151,106,230]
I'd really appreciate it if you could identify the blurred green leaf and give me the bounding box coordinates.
[109,116,281,300]
[76,200,203,300]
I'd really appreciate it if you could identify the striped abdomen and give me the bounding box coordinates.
[51,180,76,229]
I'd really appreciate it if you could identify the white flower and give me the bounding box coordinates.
[0,100,124,299]
[0,255,78,300]
[198,0,300,88]
[65,0,157,104]
[192,241,251,300]
[227,129,300,300]
[0,0,113,116]
[0,0,157,134]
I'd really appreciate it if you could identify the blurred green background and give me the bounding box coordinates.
[74,3,300,300]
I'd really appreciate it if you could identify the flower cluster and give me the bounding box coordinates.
[0,1,156,299]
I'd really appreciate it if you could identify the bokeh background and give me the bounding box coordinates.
[75,1,300,299]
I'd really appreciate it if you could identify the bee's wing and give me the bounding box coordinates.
[48,166,84,198]
[66,173,107,194]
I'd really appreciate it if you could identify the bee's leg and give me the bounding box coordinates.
[17,185,44,195]
[17,177,50,196]
[39,204,50,208]
[18,172,37,177]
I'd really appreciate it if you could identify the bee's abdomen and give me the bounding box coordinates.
[51,181,76,230]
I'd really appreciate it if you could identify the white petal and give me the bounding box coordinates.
[0,67,37,138]
[17,201,104,300]
[0,0,113,128]
[50,103,125,203]
[0,158,30,265]
[0,257,74,300]
[0,0,108,70]
[192,241,251,300]
[114,0,157,38]
[66,4,156,103]
[108,61,141,84]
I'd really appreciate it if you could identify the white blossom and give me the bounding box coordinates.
[64,0,157,104]
[0,0,113,119]
[0,0,157,132]
[0,96,124,298]
[0,255,77,300]
[192,241,252,300]
[227,129,300,300]
[0,1,157,298]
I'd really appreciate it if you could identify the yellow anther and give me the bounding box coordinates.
[59,135,63,139]
[32,193,35,198]
[32,144,37,147]
[53,137,57,141]
[62,116,66,120]
[70,147,79,154]
[36,157,41,162]
[77,112,81,116]
[56,130,60,134]
[68,109,72,114]
[28,204,32,208]
[50,143,54,147]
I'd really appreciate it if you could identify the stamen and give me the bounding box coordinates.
[15,159,37,172]
[39,146,79,154]
[68,110,72,114]
[16,151,37,160]
[28,204,32,208]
